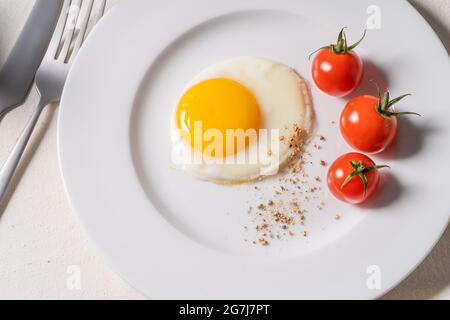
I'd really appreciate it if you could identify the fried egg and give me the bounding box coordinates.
[171,57,313,183]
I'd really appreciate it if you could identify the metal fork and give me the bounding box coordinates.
[0,0,106,202]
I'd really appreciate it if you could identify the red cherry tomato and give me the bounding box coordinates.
[340,92,418,154]
[341,95,396,153]
[312,49,363,97]
[327,153,389,204]
[311,28,365,97]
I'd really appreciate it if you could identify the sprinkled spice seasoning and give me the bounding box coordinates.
[244,130,334,246]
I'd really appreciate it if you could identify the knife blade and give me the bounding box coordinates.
[0,0,63,117]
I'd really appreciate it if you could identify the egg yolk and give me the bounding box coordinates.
[176,78,261,158]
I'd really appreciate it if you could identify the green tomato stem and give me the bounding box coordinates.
[341,161,390,195]
[376,92,421,118]
[308,28,366,59]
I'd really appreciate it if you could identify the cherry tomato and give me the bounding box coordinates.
[311,28,365,97]
[312,49,363,97]
[340,92,419,154]
[327,153,389,204]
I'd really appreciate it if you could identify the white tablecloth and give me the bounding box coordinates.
[0,0,449,299]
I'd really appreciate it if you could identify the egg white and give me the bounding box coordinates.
[171,57,313,184]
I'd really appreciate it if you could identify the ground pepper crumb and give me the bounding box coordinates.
[243,130,330,245]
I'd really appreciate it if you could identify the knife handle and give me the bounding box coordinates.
[0,99,46,202]
[0,0,62,115]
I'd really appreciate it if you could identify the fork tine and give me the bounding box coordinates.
[50,0,72,59]
[95,0,107,24]
[59,0,82,62]
[71,0,94,57]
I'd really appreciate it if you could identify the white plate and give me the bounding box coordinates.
[58,0,450,299]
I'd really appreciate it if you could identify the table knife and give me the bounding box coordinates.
[0,0,63,118]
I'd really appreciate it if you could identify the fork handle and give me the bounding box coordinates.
[0,99,46,202]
